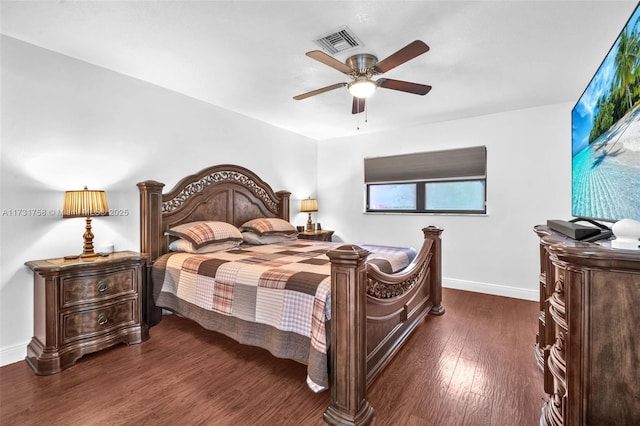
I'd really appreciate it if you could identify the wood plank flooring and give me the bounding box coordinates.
[0,288,544,425]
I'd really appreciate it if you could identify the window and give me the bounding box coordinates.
[365,146,487,214]
[424,180,485,212]
[368,183,416,210]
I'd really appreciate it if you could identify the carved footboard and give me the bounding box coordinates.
[366,226,444,382]
[325,226,444,425]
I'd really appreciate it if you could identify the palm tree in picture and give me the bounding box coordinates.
[613,28,640,112]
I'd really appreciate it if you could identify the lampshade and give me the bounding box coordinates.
[63,187,109,218]
[348,78,376,99]
[63,187,109,258]
[300,198,318,213]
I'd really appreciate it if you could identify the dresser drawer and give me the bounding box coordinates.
[61,298,137,344]
[61,267,136,308]
[548,333,566,392]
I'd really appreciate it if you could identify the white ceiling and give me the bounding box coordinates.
[1,1,638,141]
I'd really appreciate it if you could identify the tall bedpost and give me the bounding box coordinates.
[324,245,374,426]
[137,180,165,262]
[276,190,291,221]
[423,226,445,315]
[138,180,165,327]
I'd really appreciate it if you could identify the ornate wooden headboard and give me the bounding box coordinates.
[137,164,291,263]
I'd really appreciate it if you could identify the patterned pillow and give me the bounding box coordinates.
[166,221,243,249]
[168,239,240,253]
[239,218,298,237]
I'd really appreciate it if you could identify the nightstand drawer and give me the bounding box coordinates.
[298,229,334,242]
[61,268,136,308]
[61,298,137,344]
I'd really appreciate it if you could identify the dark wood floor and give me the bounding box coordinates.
[0,288,544,425]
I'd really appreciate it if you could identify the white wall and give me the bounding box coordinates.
[317,103,572,300]
[0,36,317,366]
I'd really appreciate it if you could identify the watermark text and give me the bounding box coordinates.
[2,208,130,217]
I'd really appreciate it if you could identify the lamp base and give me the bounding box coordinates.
[80,216,97,258]
[306,212,313,231]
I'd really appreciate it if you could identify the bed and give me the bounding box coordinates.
[138,164,444,425]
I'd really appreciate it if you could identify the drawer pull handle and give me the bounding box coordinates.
[96,280,108,292]
[97,314,108,326]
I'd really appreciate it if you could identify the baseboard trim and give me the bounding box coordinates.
[0,342,27,368]
[443,277,538,302]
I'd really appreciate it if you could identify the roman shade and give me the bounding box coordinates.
[364,146,487,183]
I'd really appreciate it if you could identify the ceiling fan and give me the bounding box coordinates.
[293,40,432,114]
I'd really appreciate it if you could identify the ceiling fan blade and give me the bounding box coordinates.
[352,97,366,114]
[377,78,432,95]
[373,40,430,74]
[293,82,347,100]
[306,50,354,74]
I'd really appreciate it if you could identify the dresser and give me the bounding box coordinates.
[25,251,149,375]
[534,226,640,425]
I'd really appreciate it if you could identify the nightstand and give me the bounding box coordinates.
[24,251,149,375]
[298,229,334,242]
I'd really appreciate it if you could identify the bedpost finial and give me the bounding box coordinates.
[422,225,443,239]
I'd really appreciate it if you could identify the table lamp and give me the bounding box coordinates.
[63,187,109,258]
[300,197,318,232]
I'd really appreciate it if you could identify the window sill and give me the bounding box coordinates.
[363,211,488,217]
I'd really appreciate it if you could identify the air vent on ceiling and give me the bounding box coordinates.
[313,26,363,55]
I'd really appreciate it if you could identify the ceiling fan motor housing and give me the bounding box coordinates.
[346,54,378,75]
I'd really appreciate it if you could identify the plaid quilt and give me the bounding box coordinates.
[152,240,416,391]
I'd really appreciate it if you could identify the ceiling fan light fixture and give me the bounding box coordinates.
[348,79,376,99]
